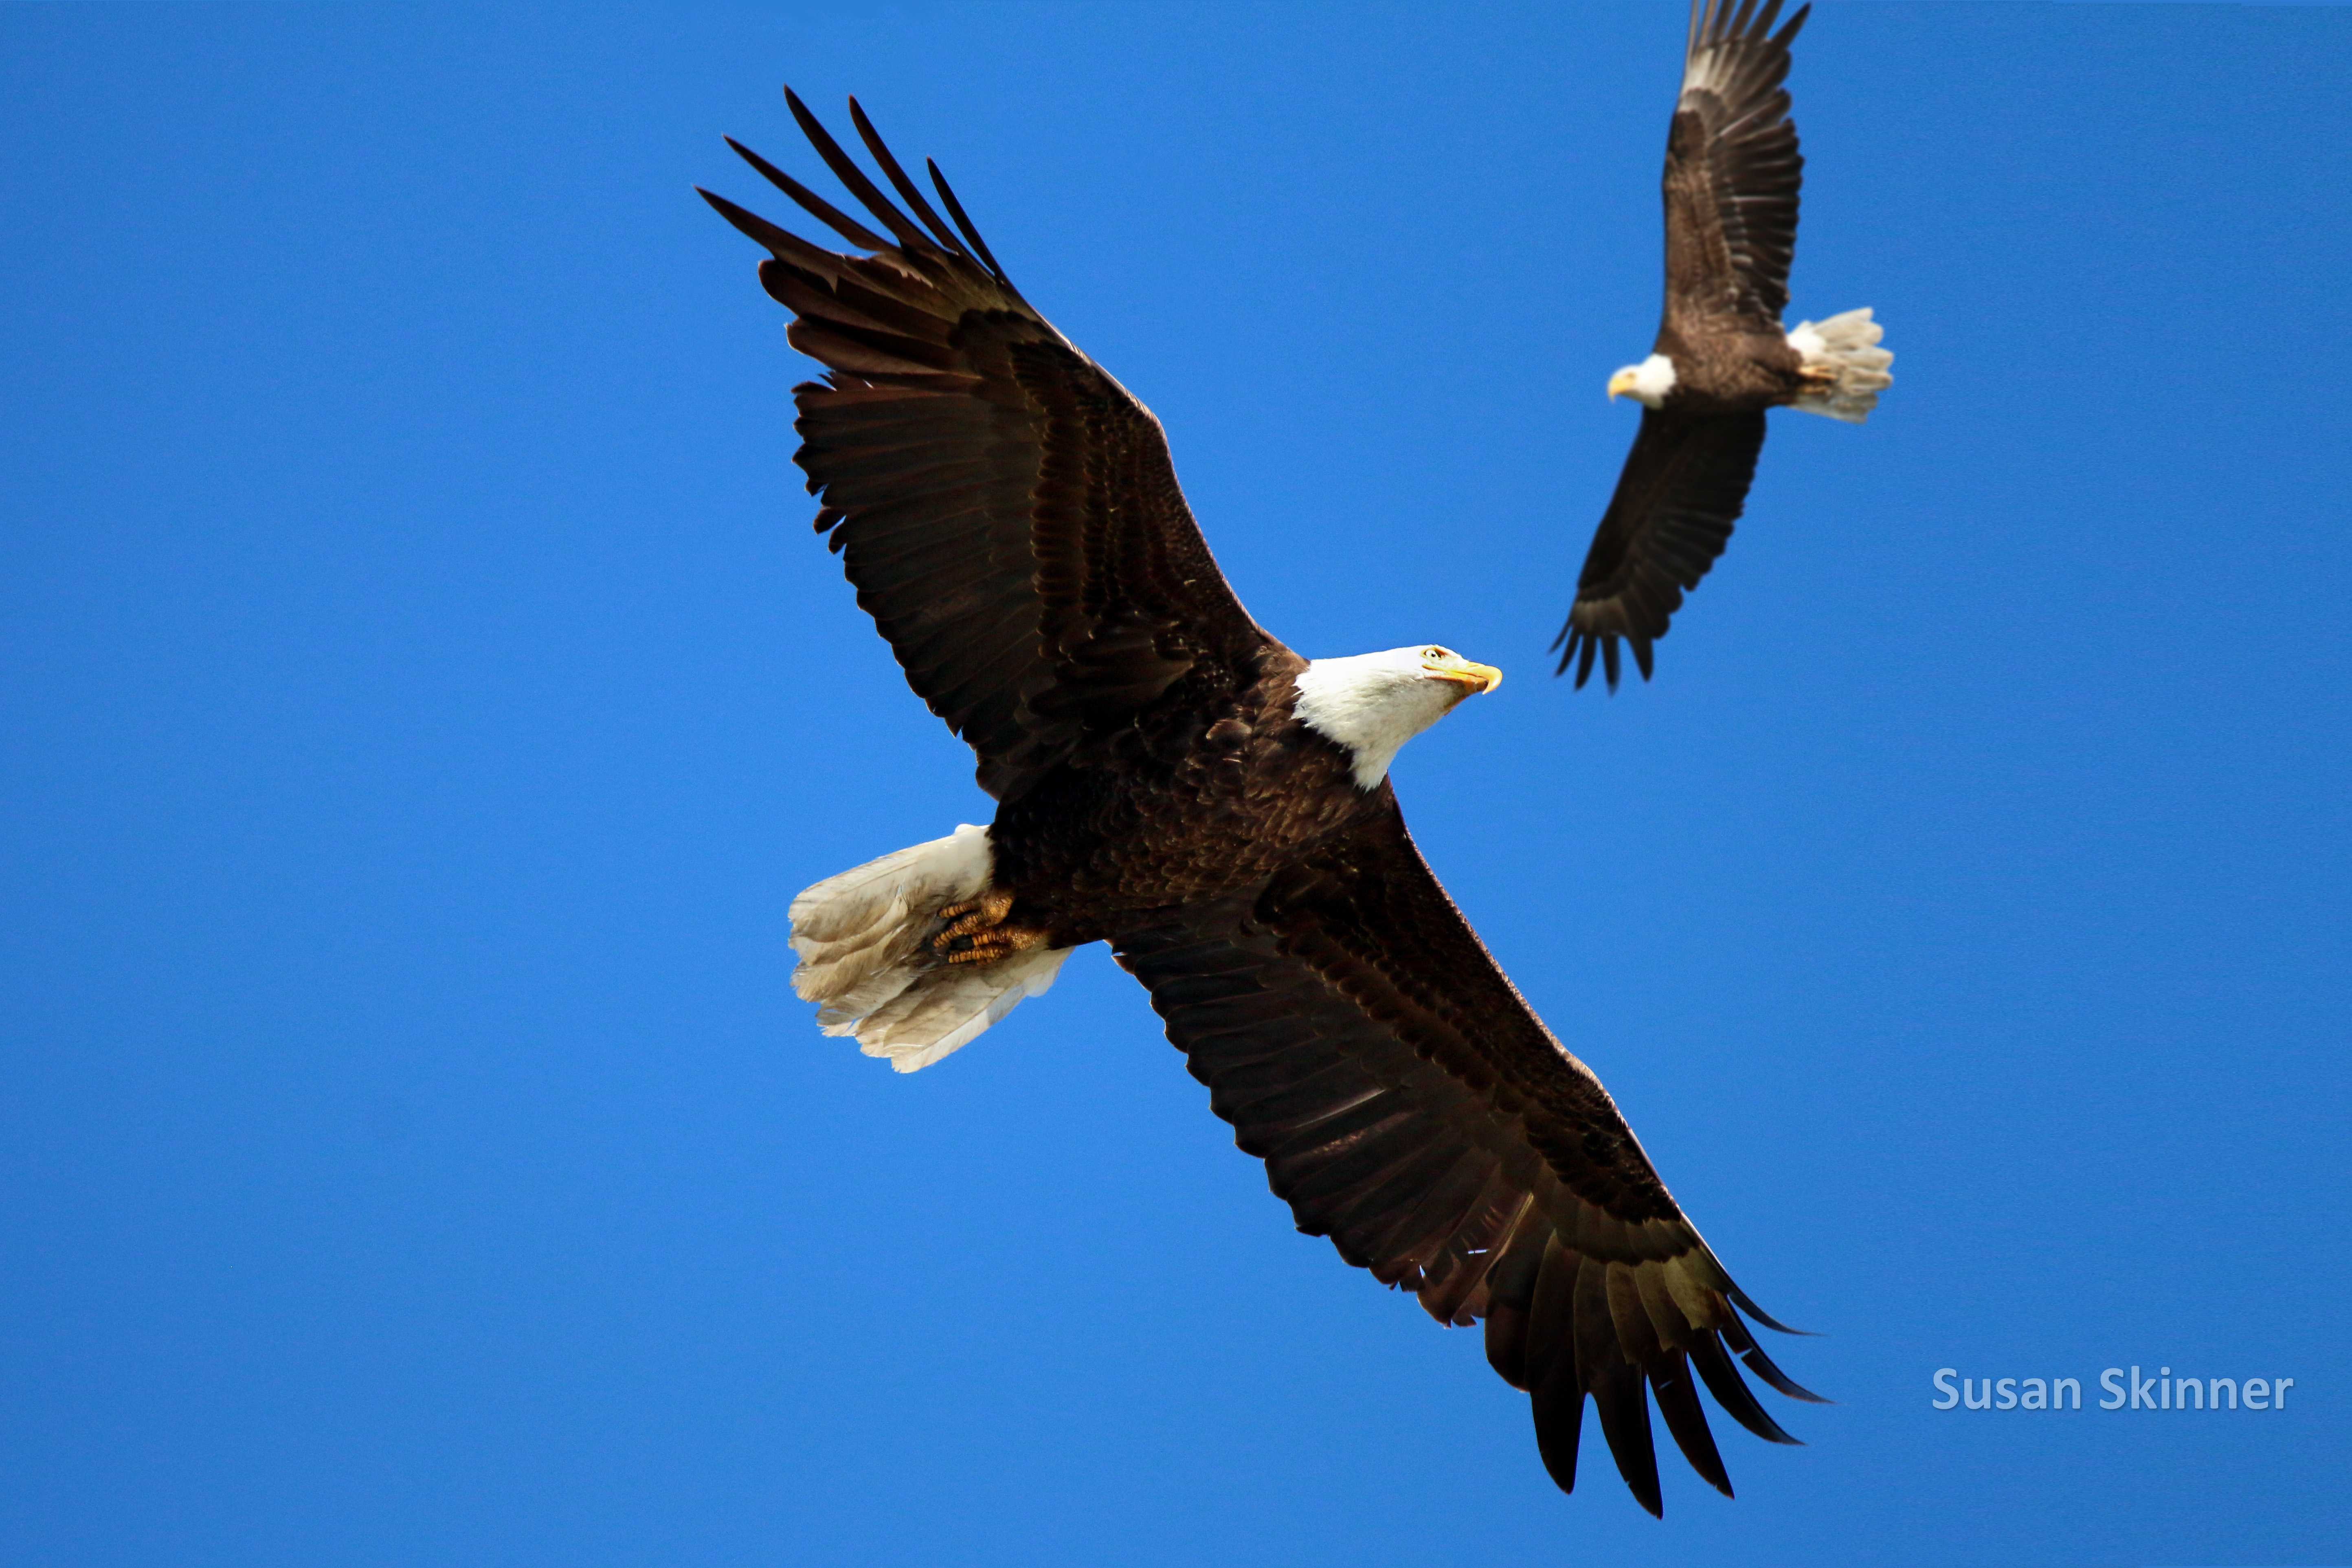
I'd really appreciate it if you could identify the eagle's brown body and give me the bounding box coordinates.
[1653,318,1807,413]
[986,648,1376,948]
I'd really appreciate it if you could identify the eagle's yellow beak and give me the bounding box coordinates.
[1607,368,1640,401]
[1425,655,1504,694]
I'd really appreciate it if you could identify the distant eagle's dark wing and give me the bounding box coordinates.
[1554,409,1766,690]
[1663,0,1810,335]
[1114,803,1817,1512]
[702,94,1275,803]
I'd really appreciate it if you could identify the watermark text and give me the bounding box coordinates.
[1931,1367,2296,1411]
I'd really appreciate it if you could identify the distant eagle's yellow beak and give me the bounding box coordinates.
[1425,657,1503,694]
[1607,368,1640,401]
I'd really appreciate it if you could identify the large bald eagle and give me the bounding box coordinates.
[701,92,1818,1514]
[1557,0,1893,690]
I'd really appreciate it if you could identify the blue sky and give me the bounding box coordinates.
[4,4,2348,1564]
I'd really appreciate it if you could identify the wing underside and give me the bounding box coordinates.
[1115,806,1816,1510]
[703,94,1274,800]
[1555,409,1767,690]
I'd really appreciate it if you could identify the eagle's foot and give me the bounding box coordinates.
[934,889,1047,963]
[940,922,1049,965]
[936,888,1015,942]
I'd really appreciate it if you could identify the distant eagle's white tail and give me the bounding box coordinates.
[788,824,1071,1073]
[1787,307,1894,424]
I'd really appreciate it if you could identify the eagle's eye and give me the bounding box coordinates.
[1423,646,1447,660]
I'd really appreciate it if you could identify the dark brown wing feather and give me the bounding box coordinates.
[1662,0,1810,334]
[1554,409,1766,690]
[702,93,1274,802]
[1113,804,1817,1512]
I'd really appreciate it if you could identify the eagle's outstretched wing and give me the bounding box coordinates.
[1663,0,1809,336]
[703,94,1278,803]
[1115,802,1818,1513]
[1553,410,1766,690]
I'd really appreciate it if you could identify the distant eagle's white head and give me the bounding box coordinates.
[1292,645,1503,790]
[1607,354,1678,409]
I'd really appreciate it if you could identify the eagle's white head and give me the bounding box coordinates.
[1292,645,1504,790]
[1607,353,1678,409]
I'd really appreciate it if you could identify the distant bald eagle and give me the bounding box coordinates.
[1557,0,1893,690]
[702,91,1818,1514]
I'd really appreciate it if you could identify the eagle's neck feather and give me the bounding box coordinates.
[1290,652,1460,790]
[1626,353,1678,408]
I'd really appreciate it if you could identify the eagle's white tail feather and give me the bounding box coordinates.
[788,824,991,1010]
[1787,307,1893,424]
[788,825,1070,1072]
[826,945,1072,1073]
